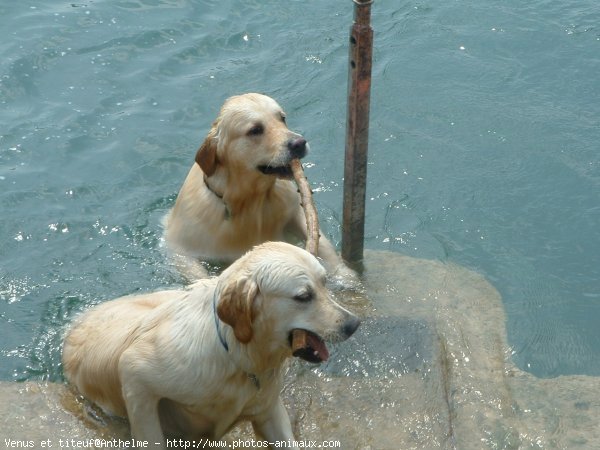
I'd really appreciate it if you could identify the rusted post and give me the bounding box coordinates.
[342,0,373,270]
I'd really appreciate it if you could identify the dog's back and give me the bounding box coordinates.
[62,290,183,416]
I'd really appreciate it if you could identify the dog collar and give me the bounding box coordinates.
[203,175,231,220]
[203,174,223,199]
[212,292,229,352]
[212,292,265,390]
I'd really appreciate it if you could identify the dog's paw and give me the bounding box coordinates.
[170,252,210,282]
[329,264,362,291]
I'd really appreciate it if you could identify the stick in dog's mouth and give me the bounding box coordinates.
[290,329,329,363]
[290,159,320,256]
[289,159,326,363]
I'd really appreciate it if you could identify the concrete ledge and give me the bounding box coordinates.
[2,250,598,449]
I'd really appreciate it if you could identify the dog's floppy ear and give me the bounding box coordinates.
[217,277,259,344]
[195,125,218,176]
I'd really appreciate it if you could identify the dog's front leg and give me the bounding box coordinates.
[168,251,210,281]
[120,362,166,449]
[252,397,295,447]
[123,386,165,448]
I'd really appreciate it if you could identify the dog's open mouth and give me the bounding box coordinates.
[257,164,293,179]
[289,329,329,363]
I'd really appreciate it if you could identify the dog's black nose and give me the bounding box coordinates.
[342,316,361,338]
[287,137,307,159]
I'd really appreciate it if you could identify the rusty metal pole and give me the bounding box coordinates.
[342,0,373,270]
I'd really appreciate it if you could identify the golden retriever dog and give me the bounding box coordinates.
[163,93,357,283]
[62,242,360,447]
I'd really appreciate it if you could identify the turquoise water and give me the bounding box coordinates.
[0,0,598,384]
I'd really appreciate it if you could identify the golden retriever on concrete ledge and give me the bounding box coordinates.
[163,93,357,284]
[62,242,360,448]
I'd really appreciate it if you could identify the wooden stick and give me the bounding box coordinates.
[291,160,318,357]
[291,329,309,355]
[290,159,320,256]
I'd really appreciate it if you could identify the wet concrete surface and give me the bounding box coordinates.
[2,250,599,449]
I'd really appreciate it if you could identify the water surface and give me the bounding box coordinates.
[1,0,599,383]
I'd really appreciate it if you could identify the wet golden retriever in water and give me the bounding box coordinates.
[62,242,360,447]
[163,93,356,283]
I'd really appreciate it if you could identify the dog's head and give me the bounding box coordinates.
[195,93,308,180]
[216,242,360,364]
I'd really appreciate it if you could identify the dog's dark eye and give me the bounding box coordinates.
[247,124,264,136]
[293,290,314,303]
[280,114,286,124]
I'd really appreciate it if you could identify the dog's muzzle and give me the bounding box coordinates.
[290,315,360,364]
[257,137,308,178]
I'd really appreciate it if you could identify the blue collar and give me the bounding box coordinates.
[213,292,229,352]
[213,291,262,390]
